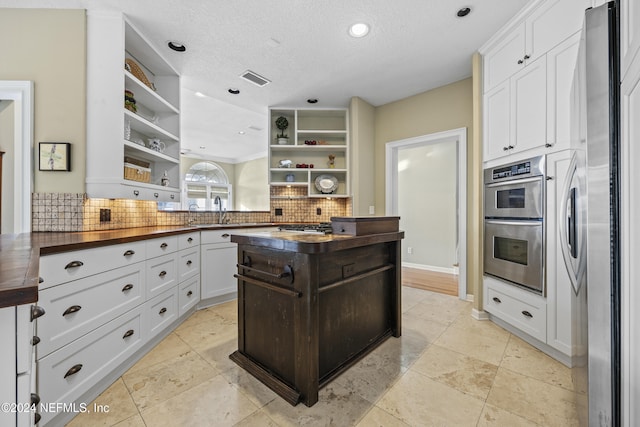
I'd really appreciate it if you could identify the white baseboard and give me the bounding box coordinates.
[466,294,474,302]
[471,308,489,320]
[402,262,458,275]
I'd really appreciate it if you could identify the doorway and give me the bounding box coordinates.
[0,81,33,234]
[385,127,467,299]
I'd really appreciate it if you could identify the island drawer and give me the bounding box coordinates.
[146,253,178,299]
[39,241,146,289]
[37,263,145,358]
[37,305,145,426]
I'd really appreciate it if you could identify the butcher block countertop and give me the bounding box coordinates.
[0,224,276,309]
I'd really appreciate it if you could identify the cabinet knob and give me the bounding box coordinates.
[122,283,134,292]
[64,363,83,379]
[154,192,159,198]
[31,305,46,321]
[122,329,135,339]
[133,190,140,197]
[123,249,136,256]
[62,305,82,316]
[492,297,502,304]
[187,291,193,297]
[159,307,167,315]
[522,310,533,318]
[64,260,84,270]
[159,270,167,278]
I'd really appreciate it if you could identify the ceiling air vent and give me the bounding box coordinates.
[240,70,271,87]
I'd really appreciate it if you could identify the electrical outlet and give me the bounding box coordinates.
[369,205,375,215]
[100,208,111,222]
[407,247,413,254]
[316,207,322,215]
[275,208,283,216]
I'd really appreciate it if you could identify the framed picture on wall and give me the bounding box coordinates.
[39,142,71,171]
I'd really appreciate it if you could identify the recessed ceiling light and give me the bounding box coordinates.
[456,7,471,17]
[238,131,245,135]
[228,88,240,95]
[199,146,206,149]
[349,22,370,38]
[167,41,186,52]
[194,92,206,98]
[307,98,318,104]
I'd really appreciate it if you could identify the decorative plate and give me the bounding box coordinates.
[315,175,338,194]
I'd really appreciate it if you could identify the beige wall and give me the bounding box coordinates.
[470,53,484,310]
[349,97,376,216]
[0,9,86,194]
[234,156,269,211]
[0,101,15,233]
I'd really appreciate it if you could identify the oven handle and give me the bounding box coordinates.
[485,176,543,188]
[484,219,542,227]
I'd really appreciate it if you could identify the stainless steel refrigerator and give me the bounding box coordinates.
[567,2,621,425]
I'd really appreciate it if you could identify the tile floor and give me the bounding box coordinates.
[66,287,585,426]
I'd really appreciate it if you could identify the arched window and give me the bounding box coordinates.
[184,161,232,211]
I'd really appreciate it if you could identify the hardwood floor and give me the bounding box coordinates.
[402,267,458,296]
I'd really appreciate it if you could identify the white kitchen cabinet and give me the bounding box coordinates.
[85,11,181,202]
[621,0,640,81]
[482,0,583,93]
[178,275,200,317]
[546,32,581,150]
[268,108,350,198]
[145,287,178,338]
[483,56,547,160]
[200,230,239,301]
[0,307,17,427]
[146,253,178,299]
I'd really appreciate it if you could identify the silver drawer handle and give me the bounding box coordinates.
[64,364,83,379]
[122,283,134,292]
[159,307,167,315]
[122,329,135,339]
[522,310,533,318]
[492,297,502,304]
[62,305,82,316]
[64,260,84,270]
[123,249,136,256]
[187,291,193,297]
[159,270,167,278]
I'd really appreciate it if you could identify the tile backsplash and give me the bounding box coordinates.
[31,191,346,232]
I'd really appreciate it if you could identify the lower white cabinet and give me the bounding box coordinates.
[146,252,178,299]
[201,230,239,301]
[37,306,145,426]
[145,287,178,338]
[178,275,200,317]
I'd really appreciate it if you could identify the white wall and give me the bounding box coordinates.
[0,100,15,234]
[398,139,457,270]
[235,156,269,211]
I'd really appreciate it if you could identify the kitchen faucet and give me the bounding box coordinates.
[214,196,226,224]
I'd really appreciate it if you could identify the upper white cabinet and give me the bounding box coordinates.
[483,0,584,94]
[268,108,350,198]
[86,11,181,202]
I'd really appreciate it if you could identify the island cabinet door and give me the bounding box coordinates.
[233,245,318,403]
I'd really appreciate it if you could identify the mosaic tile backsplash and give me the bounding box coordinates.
[31,192,350,232]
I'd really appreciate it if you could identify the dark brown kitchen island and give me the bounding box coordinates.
[229,229,404,407]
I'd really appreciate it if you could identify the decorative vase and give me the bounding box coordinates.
[277,137,288,145]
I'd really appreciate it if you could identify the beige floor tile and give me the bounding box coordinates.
[401,286,430,312]
[376,370,485,426]
[220,364,279,408]
[434,314,510,365]
[66,379,138,427]
[355,406,411,427]
[263,381,374,427]
[122,350,218,411]
[196,334,240,373]
[174,315,238,352]
[486,368,582,426]
[411,344,498,400]
[234,410,282,427]
[404,291,471,325]
[140,375,259,427]
[210,299,239,322]
[401,311,449,345]
[126,332,191,374]
[501,335,579,392]
[112,414,146,427]
[477,403,540,427]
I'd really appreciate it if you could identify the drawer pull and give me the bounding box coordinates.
[517,58,524,64]
[31,393,40,406]
[122,329,135,339]
[170,194,175,200]
[159,307,167,315]
[508,145,514,150]
[123,249,136,256]
[39,277,44,284]
[222,233,230,238]
[159,270,167,278]
[34,413,41,424]
[503,146,509,151]
[63,305,82,316]
[122,283,134,292]
[492,297,502,304]
[31,305,45,321]
[187,291,193,297]
[154,192,159,198]
[64,364,83,379]
[186,260,193,266]
[32,336,41,346]
[133,190,140,196]
[522,310,533,318]
[160,242,168,249]
[187,237,193,243]
[64,260,84,270]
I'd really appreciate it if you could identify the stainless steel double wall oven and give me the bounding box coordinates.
[484,155,545,294]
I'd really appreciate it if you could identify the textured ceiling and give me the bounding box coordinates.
[2,0,530,162]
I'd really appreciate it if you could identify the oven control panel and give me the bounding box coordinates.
[484,155,545,184]
[492,161,531,180]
